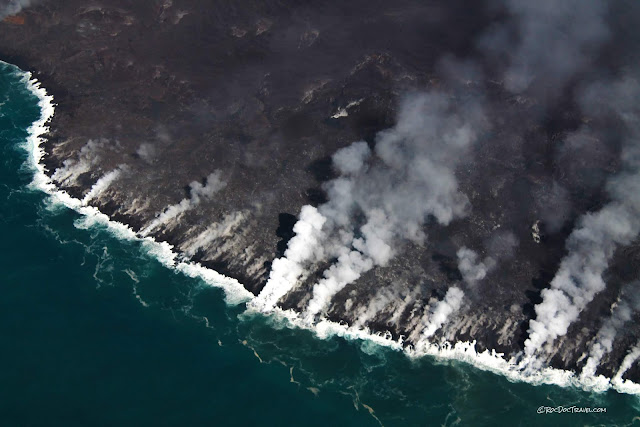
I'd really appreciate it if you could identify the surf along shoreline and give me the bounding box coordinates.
[9,59,640,397]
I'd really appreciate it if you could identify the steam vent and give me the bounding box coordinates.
[3,0,640,388]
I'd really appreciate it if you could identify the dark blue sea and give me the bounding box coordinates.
[1,61,638,426]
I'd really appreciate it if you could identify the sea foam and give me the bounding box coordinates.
[16,63,640,396]
[16,64,252,306]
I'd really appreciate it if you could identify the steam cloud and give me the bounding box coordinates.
[456,230,519,287]
[0,0,34,20]
[419,287,465,340]
[81,165,127,205]
[52,139,108,187]
[253,92,488,323]
[247,0,640,378]
[524,76,640,357]
[614,343,640,383]
[488,0,640,371]
[304,92,488,318]
[136,143,157,163]
[253,93,488,318]
[580,282,640,379]
[251,205,326,311]
[141,171,226,235]
[456,248,495,286]
[480,0,610,94]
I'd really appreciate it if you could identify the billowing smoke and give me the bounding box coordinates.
[456,229,519,287]
[303,92,488,318]
[456,248,495,286]
[246,0,639,380]
[0,0,35,20]
[419,287,465,340]
[52,139,108,187]
[525,76,640,357]
[136,143,156,163]
[480,0,610,94]
[331,140,371,175]
[614,343,640,383]
[187,171,226,203]
[141,170,226,235]
[82,165,128,205]
[253,92,488,318]
[352,287,396,329]
[306,249,375,317]
[580,282,640,379]
[484,0,640,368]
[250,205,326,311]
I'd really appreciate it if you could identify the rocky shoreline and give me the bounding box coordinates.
[3,0,640,385]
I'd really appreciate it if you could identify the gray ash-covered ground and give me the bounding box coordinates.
[2,0,640,384]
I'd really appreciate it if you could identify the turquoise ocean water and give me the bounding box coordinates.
[1,61,639,426]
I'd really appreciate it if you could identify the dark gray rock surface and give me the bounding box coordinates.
[2,0,640,383]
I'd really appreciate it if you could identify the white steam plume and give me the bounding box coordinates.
[525,186,640,357]
[420,287,465,340]
[306,249,375,318]
[481,0,610,94]
[580,282,640,379]
[253,92,487,318]
[250,205,326,311]
[52,139,108,187]
[456,231,519,287]
[0,0,35,19]
[525,76,640,357]
[82,165,127,205]
[136,143,157,163]
[352,288,397,328]
[141,170,226,235]
[456,247,496,286]
[614,343,640,384]
[303,92,488,318]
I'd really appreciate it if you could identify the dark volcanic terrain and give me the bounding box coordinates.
[2,0,640,384]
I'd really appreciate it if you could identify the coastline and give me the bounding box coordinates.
[11,60,640,397]
[7,61,254,306]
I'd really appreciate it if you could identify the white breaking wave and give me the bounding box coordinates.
[243,303,640,396]
[15,62,640,396]
[17,64,252,306]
